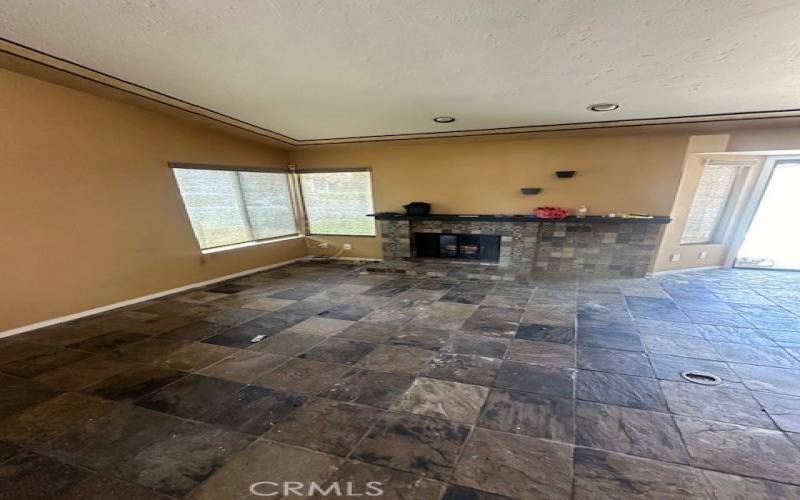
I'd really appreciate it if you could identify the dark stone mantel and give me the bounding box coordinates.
[369,213,671,224]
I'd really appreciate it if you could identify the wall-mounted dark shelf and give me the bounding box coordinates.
[520,187,542,195]
[556,170,576,178]
[369,213,671,224]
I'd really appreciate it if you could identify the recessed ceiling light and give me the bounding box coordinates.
[433,116,456,123]
[587,103,620,112]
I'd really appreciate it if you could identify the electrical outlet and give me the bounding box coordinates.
[698,251,708,260]
[670,254,681,262]
[319,242,329,248]
[343,243,352,250]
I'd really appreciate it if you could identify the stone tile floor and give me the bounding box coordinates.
[2,261,800,498]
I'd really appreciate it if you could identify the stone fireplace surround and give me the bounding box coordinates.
[376,214,669,278]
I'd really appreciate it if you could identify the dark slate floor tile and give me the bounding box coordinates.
[423,353,502,386]
[0,345,89,379]
[461,306,523,336]
[253,358,350,395]
[135,374,245,419]
[199,350,288,384]
[60,475,173,500]
[207,283,251,294]
[752,392,800,433]
[269,284,324,300]
[317,302,374,321]
[0,451,90,500]
[649,354,741,386]
[516,323,575,344]
[321,461,446,499]
[351,412,470,480]
[701,469,800,500]
[625,296,690,323]
[69,331,150,353]
[575,401,688,464]
[578,327,644,351]
[387,327,452,351]
[321,368,415,409]
[572,447,708,500]
[493,360,574,398]
[642,334,721,360]
[442,333,510,359]
[33,353,139,392]
[453,427,573,499]
[267,399,379,456]
[760,328,800,347]
[507,339,575,368]
[392,377,488,425]
[335,322,397,343]
[151,341,237,371]
[675,416,800,485]
[685,309,752,328]
[3,393,182,471]
[711,342,800,369]
[697,324,776,345]
[440,288,490,305]
[299,338,376,365]
[187,440,340,499]
[109,421,252,496]
[85,365,184,402]
[477,389,574,443]
[249,331,327,356]
[197,385,305,435]
[729,363,800,396]
[356,345,436,375]
[363,279,419,297]
[634,318,702,338]
[202,324,273,348]
[578,347,654,377]
[204,307,265,326]
[577,370,667,411]
[522,305,575,327]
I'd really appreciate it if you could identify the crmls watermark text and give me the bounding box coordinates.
[249,481,385,497]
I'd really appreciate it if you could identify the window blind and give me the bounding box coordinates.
[298,171,376,236]
[680,163,742,244]
[173,167,298,250]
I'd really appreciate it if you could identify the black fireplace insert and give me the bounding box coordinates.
[414,233,501,262]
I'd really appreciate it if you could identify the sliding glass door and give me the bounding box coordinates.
[735,160,800,270]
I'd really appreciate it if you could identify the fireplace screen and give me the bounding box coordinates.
[414,233,501,262]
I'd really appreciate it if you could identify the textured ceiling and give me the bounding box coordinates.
[2,0,800,141]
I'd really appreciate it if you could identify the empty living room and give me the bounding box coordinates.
[3,2,800,499]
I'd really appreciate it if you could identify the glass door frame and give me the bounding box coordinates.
[724,155,800,269]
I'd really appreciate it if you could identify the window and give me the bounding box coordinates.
[298,170,376,236]
[680,161,747,245]
[172,165,298,250]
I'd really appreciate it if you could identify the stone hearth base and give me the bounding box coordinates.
[379,219,663,278]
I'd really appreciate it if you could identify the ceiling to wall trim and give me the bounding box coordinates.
[5,37,800,148]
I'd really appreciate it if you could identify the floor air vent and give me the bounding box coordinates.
[680,371,722,386]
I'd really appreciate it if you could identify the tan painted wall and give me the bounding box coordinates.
[289,133,691,259]
[0,68,307,331]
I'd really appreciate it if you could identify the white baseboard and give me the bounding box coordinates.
[0,257,305,339]
[647,265,723,277]
[301,256,383,262]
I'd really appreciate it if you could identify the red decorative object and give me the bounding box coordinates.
[534,206,572,219]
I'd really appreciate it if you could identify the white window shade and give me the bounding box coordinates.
[299,171,376,236]
[680,162,746,245]
[173,167,298,250]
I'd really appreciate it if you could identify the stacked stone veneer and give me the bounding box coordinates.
[379,219,663,277]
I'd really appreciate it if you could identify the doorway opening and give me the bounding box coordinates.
[735,159,800,270]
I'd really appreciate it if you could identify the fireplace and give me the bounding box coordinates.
[414,232,501,262]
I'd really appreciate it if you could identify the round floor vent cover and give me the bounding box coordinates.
[680,371,722,386]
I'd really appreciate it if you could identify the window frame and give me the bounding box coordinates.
[680,160,751,246]
[169,162,301,251]
[294,167,377,237]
